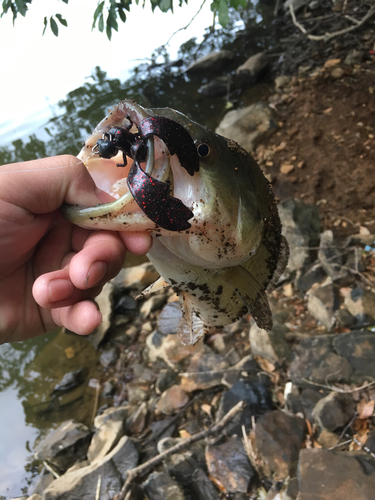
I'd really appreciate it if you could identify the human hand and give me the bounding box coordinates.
[0,155,152,344]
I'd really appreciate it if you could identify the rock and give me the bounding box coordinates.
[140,293,169,318]
[114,294,137,314]
[148,417,176,442]
[142,471,186,500]
[189,469,221,500]
[93,406,128,429]
[233,52,269,87]
[215,102,276,153]
[87,282,115,346]
[53,368,87,392]
[284,0,310,12]
[186,50,234,75]
[43,436,138,500]
[249,323,292,365]
[221,355,260,387]
[100,346,118,368]
[343,286,375,326]
[297,449,375,499]
[162,449,200,487]
[145,331,199,369]
[127,382,149,403]
[156,385,189,414]
[278,199,321,273]
[289,335,352,386]
[300,388,324,421]
[216,378,274,435]
[344,49,365,66]
[113,262,159,290]
[275,75,291,90]
[133,363,155,383]
[88,408,126,463]
[318,230,347,281]
[158,301,182,335]
[34,420,91,471]
[27,495,42,500]
[156,368,179,394]
[198,76,230,97]
[180,347,230,392]
[331,67,345,79]
[295,263,327,292]
[317,429,343,449]
[255,410,305,479]
[126,402,148,434]
[307,281,338,330]
[206,437,256,493]
[332,331,375,382]
[102,380,115,397]
[312,392,355,431]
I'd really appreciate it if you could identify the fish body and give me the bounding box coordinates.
[62,100,288,344]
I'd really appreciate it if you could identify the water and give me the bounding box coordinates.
[0,3,279,497]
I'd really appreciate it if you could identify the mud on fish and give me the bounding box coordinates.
[61,99,289,345]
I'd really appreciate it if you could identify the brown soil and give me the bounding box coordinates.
[254,63,375,238]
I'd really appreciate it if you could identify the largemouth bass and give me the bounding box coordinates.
[62,100,288,345]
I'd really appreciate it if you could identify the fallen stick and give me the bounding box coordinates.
[113,400,245,500]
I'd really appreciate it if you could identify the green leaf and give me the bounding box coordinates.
[229,0,247,7]
[98,12,104,32]
[218,0,229,26]
[14,0,27,16]
[107,9,118,31]
[62,0,69,3]
[56,13,67,27]
[50,16,59,36]
[106,22,112,40]
[92,0,104,27]
[118,7,126,23]
[42,15,47,35]
[158,0,172,12]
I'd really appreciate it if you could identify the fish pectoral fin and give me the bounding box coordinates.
[177,292,208,345]
[136,277,170,299]
[222,265,273,331]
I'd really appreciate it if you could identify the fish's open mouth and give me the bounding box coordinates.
[64,100,199,231]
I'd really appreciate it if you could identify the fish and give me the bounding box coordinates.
[61,99,289,345]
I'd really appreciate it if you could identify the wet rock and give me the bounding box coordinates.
[156,368,179,394]
[312,392,355,431]
[113,262,159,290]
[233,52,269,87]
[215,102,276,153]
[88,407,127,463]
[206,437,256,493]
[289,335,352,386]
[333,331,375,382]
[53,368,86,393]
[100,346,118,368]
[126,402,148,434]
[186,50,234,75]
[34,420,91,472]
[145,331,199,369]
[198,76,230,97]
[142,471,186,500]
[298,449,375,499]
[43,436,138,500]
[156,385,189,414]
[249,323,292,364]
[255,410,305,479]
[221,354,260,387]
[180,347,230,391]
[295,263,327,292]
[343,286,375,326]
[307,281,338,330]
[158,301,182,335]
[87,282,114,347]
[188,469,220,500]
[278,199,321,273]
[216,378,274,435]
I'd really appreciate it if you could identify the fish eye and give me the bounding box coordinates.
[197,143,210,157]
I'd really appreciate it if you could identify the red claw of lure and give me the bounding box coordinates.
[127,161,194,232]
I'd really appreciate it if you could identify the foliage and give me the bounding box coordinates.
[1,0,248,39]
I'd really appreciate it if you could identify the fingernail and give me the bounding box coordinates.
[49,279,74,302]
[85,261,107,289]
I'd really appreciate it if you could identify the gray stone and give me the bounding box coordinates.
[312,392,356,431]
[221,354,260,387]
[142,471,186,500]
[88,409,126,463]
[43,436,138,500]
[145,331,198,369]
[318,230,347,281]
[206,437,256,493]
[53,369,86,393]
[156,368,179,394]
[255,410,305,479]
[156,385,189,414]
[180,347,230,392]
[249,323,292,364]
[126,402,148,434]
[140,293,169,318]
[34,419,91,471]
[93,406,128,429]
[198,76,230,97]
[186,50,234,75]
[190,469,221,500]
[215,102,276,153]
[344,287,375,326]
[298,449,375,499]
[99,346,118,368]
[307,281,338,330]
[158,301,182,335]
[278,199,321,273]
[333,331,375,382]
[295,263,327,292]
[234,52,269,86]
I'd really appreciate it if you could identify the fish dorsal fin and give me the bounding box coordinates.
[177,292,208,345]
[221,265,272,331]
[136,277,170,299]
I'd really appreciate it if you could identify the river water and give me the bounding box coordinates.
[0,3,278,497]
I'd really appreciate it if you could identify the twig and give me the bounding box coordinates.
[95,475,102,500]
[164,0,207,47]
[289,3,375,42]
[114,401,245,500]
[301,378,375,393]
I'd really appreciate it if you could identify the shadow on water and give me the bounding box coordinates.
[0,2,283,497]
